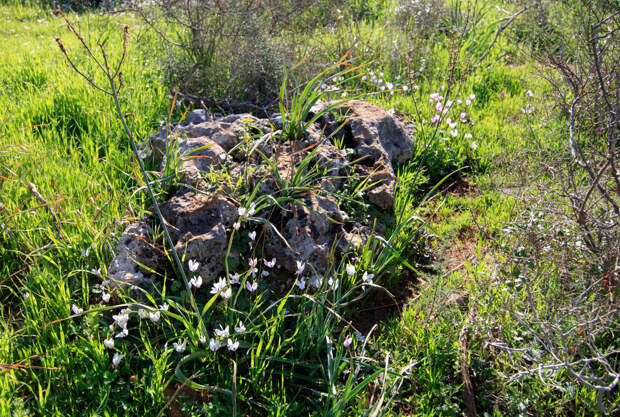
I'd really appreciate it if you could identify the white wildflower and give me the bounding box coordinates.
[210,277,227,295]
[328,276,339,290]
[112,352,124,367]
[112,313,129,329]
[295,260,305,275]
[101,293,111,303]
[229,272,240,285]
[248,231,256,241]
[149,311,161,323]
[115,328,128,339]
[227,339,240,352]
[343,336,353,348]
[138,309,148,319]
[173,340,187,353]
[188,259,200,272]
[309,275,323,289]
[362,272,374,283]
[235,321,246,333]
[220,287,232,299]
[209,338,220,352]
[295,278,306,290]
[264,258,276,268]
[72,304,84,315]
[346,264,355,277]
[189,275,203,289]
[246,281,258,292]
[215,325,230,338]
[103,338,115,349]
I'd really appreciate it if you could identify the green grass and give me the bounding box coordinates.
[1,1,616,416]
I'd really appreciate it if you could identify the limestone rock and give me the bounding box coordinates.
[108,222,157,286]
[160,190,238,280]
[112,100,415,287]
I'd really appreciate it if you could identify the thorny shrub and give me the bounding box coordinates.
[131,0,354,108]
[484,1,619,413]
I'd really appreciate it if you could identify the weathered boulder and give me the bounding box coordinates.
[108,222,157,286]
[108,101,414,285]
[311,100,414,210]
[160,190,238,280]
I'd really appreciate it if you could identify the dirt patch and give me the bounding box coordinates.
[441,176,478,198]
[351,270,421,335]
[442,225,478,272]
[163,383,211,417]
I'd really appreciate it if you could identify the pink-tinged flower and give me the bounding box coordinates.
[435,102,444,112]
[346,264,355,277]
[149,311,160,323]
[465,99,472,106]
[343,336,353,348]
[499,92,506,100]
[229,272,240,285]
[210,277,227,295]
[264,258,276,268]
[72,304,83,315]
[431,114,441,123]
[246,281,258,292]
[460,112,467,120]
[469,93,475,100]
[362,272,374,283]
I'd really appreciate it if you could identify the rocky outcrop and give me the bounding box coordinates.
[108,101,414,286]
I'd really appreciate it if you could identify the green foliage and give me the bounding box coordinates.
[1,0,616,415]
